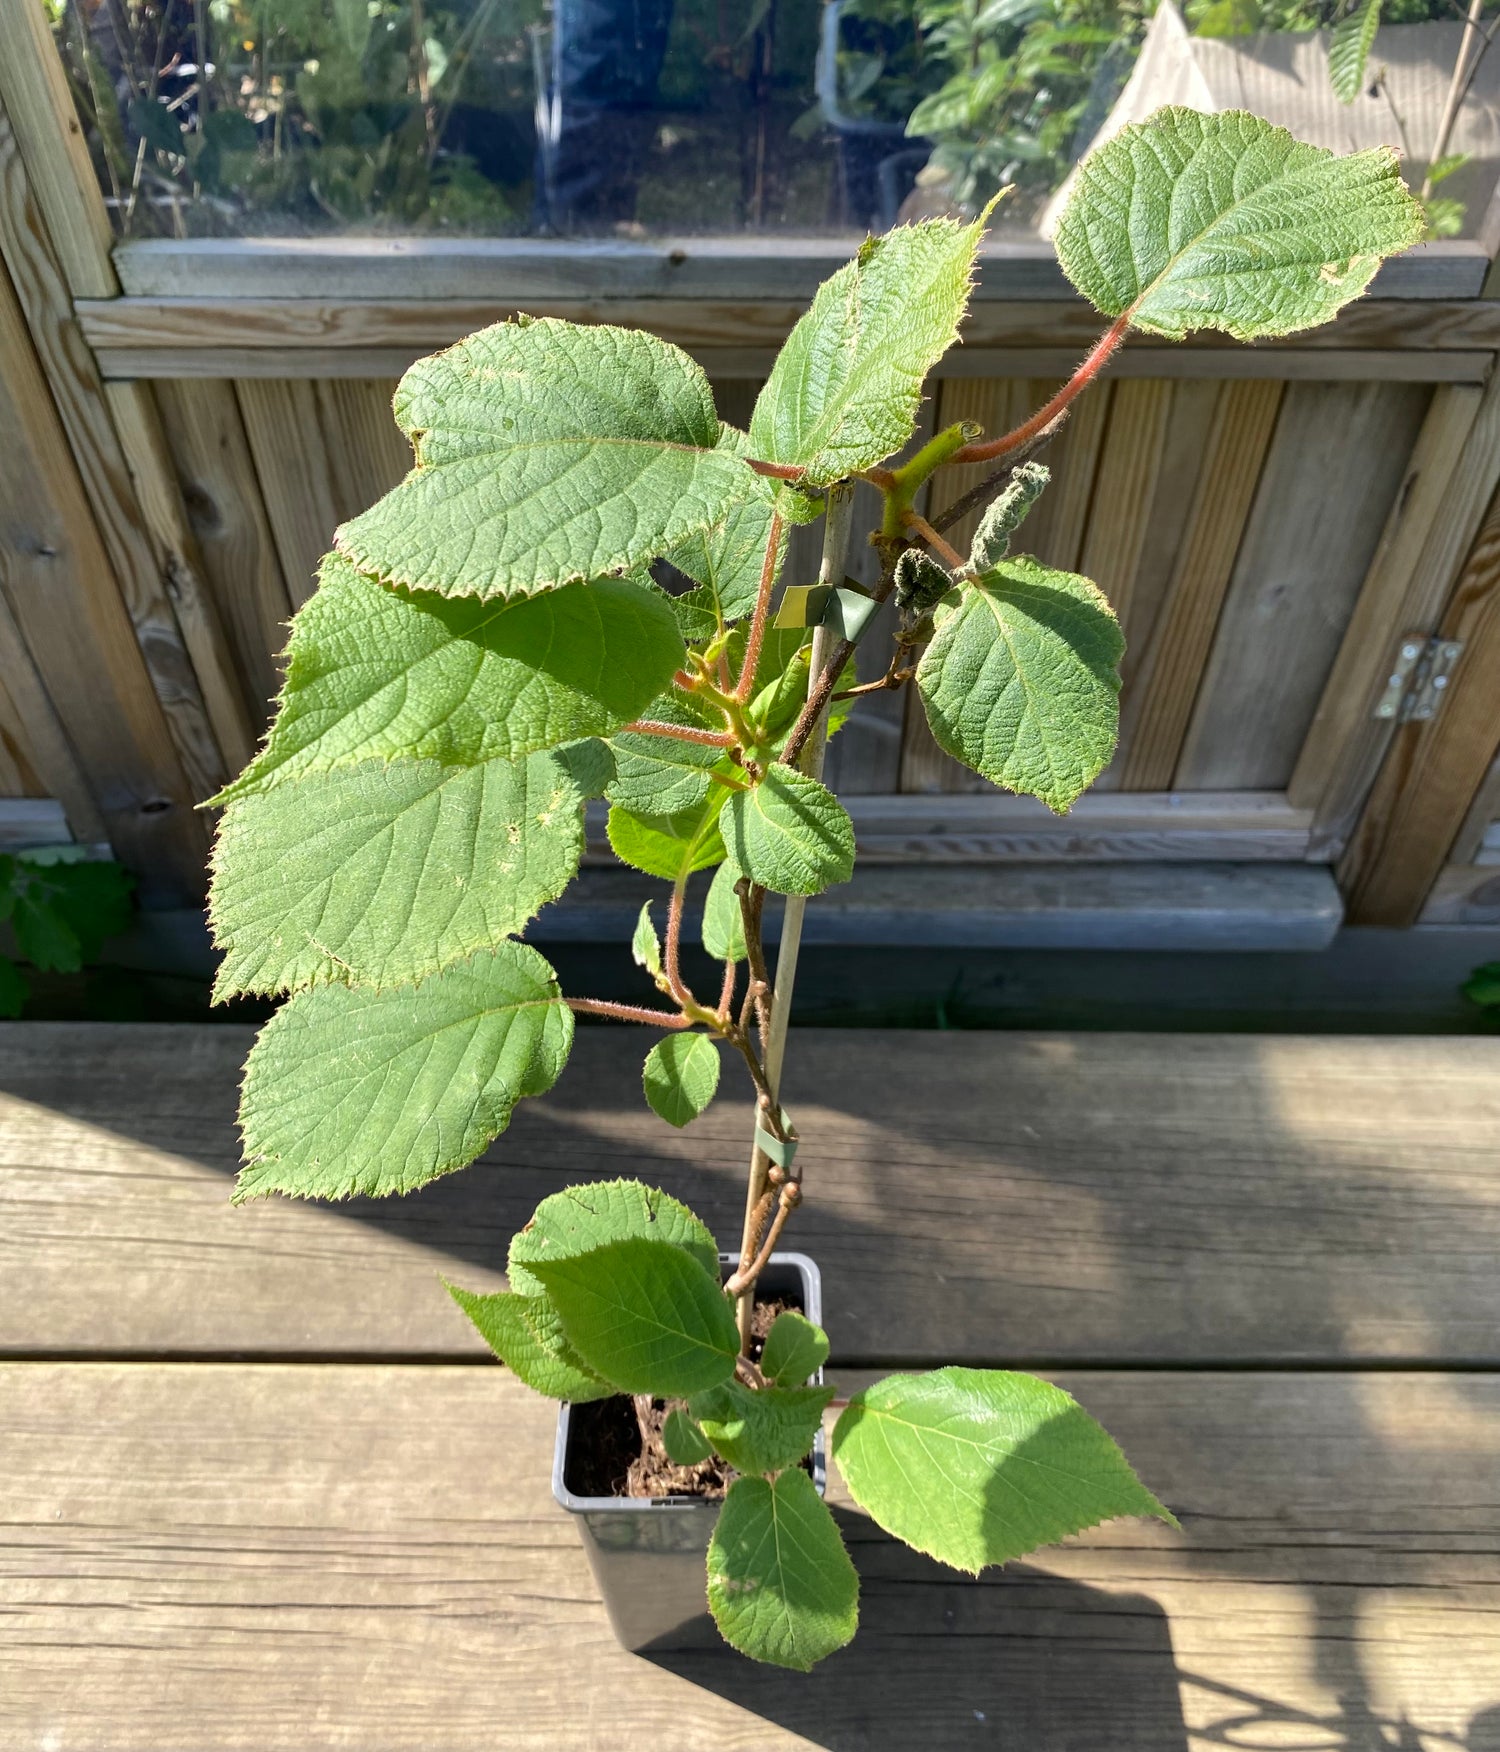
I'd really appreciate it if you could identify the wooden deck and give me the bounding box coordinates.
[3,1024,1499,1749]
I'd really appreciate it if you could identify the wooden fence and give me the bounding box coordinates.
[1,0,1499,929]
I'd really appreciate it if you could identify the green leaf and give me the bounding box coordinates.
[1463,962,1500,1009]
[832,1367,1175,1575]
[209,747,592,998]
[606,694,726,818]
[761,1311,830,1387]
[607,784,731,883]
[34,859,134,961]
[0,954,27,1018]
[643,1032,722,1127]
[750,217,986,484]
[915,555,1122,814]
[527,1235,739,1397]
[631,901,663,979]
[701,859,747,962]
[690,1379,835,1475]
[445,1282,613,1401]
[1053,107,1425,341]
[724,766,856,896]
[662,1407,715,1465]
[508,1177,720,1298]
[1329,0,1380,104]
[216,557,684,801]
[237,940,572,1200]
[663,426,785,624]
[336,318,757,599]
[968,461,1050,575]
[707,1470,859,1671]
[13,893,82,973]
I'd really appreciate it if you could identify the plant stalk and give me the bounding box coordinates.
[733,484,854,1348]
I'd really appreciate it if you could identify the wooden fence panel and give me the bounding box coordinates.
[1177,380,1433,792]
[235,378,408,606]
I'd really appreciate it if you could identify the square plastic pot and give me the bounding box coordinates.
[552,1252,824,1654]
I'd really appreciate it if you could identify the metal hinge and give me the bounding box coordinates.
[1372,634,1465,723]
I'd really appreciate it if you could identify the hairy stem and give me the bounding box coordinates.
[568,997,693,1028]
[734,510,786,703]
[619,719,735,747]
[946,313,1131,467]
[902,511,966,570]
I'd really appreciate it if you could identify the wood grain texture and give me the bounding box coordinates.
[0,104,236,802]
[0,250,204,899]
[4,1362,1499,1751]
[99,231,1490,302]
[1290,381,1494,855]
[0,0,114,299]
[0,588,104,837]
[72,294,1500,356]
[1175,382,1431,793]
[103,382,257,775]
[1449,750,1500,866]
[0,672,42,793]
[5,1024,1499,1363]
[1021,378,1112,573]
[235,378,408,605]
[841,789,1313,861]
[1080,381,1175,629]
[92,343,1497,385]
[1116,381,1283,790]
[152,379,294,729]
[1419,862,1500,922]
[1340,483,1500,925]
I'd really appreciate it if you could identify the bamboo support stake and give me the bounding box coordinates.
[734,483,854,1348]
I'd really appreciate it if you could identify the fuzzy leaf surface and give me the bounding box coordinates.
[1330,1,1381,104]
[1054,107,1424,340]
[707,1470,859,1671]
[607,693,726,818]
[507,1178,720,1299]
[663,425,783,624]
[663,1407,715,1465]
[336,318,756,598]
[631,901,663,978]
[445,1282,612,1401]
[724,766,856,896]
[527,1235,738,1397]
[690,1379,835,1475]
[916,556,1121,814]
[607,784,731,883]
[701,859,747,962]
[750,217,985,484]
[761,1311,831,1386]
[237,941,571,1200]
[643,1032,722,1128]
[832,1366,1175,1575]
[216,558,682,801]
[210,747,592,997]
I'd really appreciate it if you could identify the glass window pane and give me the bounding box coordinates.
[45,0,1500,241]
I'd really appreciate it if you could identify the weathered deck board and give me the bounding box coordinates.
[4,1363,1497,1752]
[3,1026,1500,1364]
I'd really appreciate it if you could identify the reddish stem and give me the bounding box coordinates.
[947,314,1131,467]
[746,459,805,481]
[903,512,965,570]
[717,956,737,1017]
[568,997,693,1028]
[734,509,785,703]
[620,718,735,747]
[664,878,693,1007]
